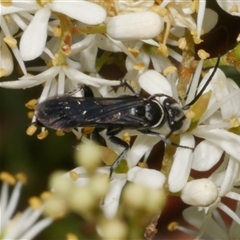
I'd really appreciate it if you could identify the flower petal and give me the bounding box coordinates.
[182,207,229,239]
[192,128,240,161]
[0,39,13,76]
[107,11,164,40]
[229,202,240,239]
[216,1,240,16]
[51,1,106,25]
[20,8,51,61]
[192,140,223,171]
[101,174,127,218]
[219,157,240,197]
[138,70,172,96]
[127,167,166,189]
[168,133,194,193]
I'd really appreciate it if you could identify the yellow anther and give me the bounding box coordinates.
[41,191,53,200]
[25,99,38,110]
[157,8,168,17]
[133,62,145,70]
[1,0,13,7]
[3,36,17,48]
[66,233,79,240]
[0,172,16,185]
[197,49,210,59]
[230,5,239,13]
[230,118,240,128]
[82,127,95,135]
[69,171,79,182]
[0,68,7,77]
[27,111,34,119]
[193,35,203,44]
[26,125,38,136]
[128,48,139,57]
[55,130,65,136]
[39,0,51,6]
[163,66,177,76]
[138,162,148,168]
[37,130,49,139]
[29,197,42,210]
[191,0,199,13]
[158,44,169,57]
[178,37,187,50]
[122,132,131,143]
[16,173,27,184]
[168,222,179,231]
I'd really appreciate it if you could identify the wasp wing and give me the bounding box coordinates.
[35,95,148,130]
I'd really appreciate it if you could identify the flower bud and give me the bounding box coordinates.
[181,179,218,206]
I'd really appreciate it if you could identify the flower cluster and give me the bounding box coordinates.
[0,172,54,239]
[1,0,240,239]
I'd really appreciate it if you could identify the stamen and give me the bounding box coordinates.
[55,130,65,136]
[128,48,139,57]
[198,49,210,59]
[178,38,187,50]
[163,66,177,76]
[16,173,27,184]
[1,0,12,7]
[229,118,240,128]
[0,172,16,185]
[37,130,49,139]
[66,233,79,240]
[25,99,38,110]
[29,197,42,210]
[0,68,7,77]
[229,5,239,13]
[133,62,145,70]
[3,36,17,48]
[26,125,38,136]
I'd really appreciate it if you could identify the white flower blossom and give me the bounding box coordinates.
[0,172,53,240]
[179,203,240,239]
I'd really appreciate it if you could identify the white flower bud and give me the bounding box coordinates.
[107,11,164,40]
[75,141,102,172]
[181,179,218,206]
[98,218,128,239]
[49,171,73,197]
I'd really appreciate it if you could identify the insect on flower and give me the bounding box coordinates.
[35,57,220,177]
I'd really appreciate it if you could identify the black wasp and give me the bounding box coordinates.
[35,57,220,177]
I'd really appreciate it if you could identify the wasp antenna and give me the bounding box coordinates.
[182,55,221,110]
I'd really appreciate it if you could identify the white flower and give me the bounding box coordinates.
[6,0,106,61]
[0,172,53,239]
[179,203,240,239]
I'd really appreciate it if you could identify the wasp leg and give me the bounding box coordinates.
[120,79,139,97]
[138,129,193,150]
[106,127,130,178]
